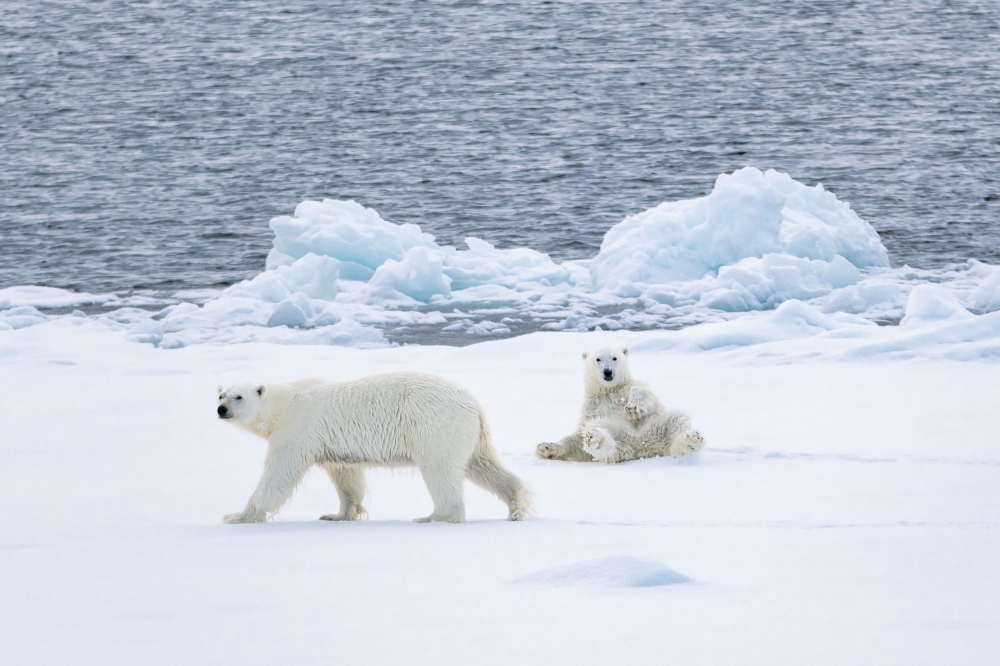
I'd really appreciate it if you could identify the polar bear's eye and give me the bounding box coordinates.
[612,356,617,361]
[235,395,243,401]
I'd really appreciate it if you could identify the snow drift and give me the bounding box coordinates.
[515,555,692,588]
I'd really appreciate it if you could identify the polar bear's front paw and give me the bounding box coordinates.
[625,386,649,416]
[625,402,648,416]
[535,442,563,460]
[671,430,705,458]
[582,427,617,462]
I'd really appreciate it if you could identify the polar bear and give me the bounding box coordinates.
[217,373,530,524]
[535,346,705,463]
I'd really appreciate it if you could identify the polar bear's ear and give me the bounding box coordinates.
[217,385,223,393]
[256,385,266,397]
[622,347,629,356]
[581,351,589,361]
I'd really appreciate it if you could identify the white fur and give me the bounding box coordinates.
[218,373,530,524]
[535,346,705,463]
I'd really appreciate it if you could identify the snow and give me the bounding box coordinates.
[1,319,999,664]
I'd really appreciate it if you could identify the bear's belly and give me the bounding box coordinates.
[316,448,414,466]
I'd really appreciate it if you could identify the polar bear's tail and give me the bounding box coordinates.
[465,408,533,521]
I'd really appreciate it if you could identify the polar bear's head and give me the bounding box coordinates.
[583,346,630,389]
[217,383,267,426]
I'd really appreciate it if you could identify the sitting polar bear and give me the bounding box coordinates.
[535,346,705,463]
[218,373,530,524]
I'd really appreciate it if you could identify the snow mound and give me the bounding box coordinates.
[0,305,48,331]
[267,198,579,303]
[266,199,437,281]
[515,555,691,588]
[900,285,974,327]
[144,167,900,346]
[591,167,888,310]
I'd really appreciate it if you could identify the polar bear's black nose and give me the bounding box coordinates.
[217,405,228,418]
[603,370,614,381]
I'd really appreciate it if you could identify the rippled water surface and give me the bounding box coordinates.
[2,0,999,296]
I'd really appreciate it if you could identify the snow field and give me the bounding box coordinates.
[1,324,998,664]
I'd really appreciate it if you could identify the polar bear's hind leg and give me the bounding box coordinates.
[640,410,705,458]
[409,410,476,523]
[535,441,565,460]
[466,446,532,521]
[414,458,466,523]
[670,429,705,458]
[581,426,618,462]
[535,433,594,462]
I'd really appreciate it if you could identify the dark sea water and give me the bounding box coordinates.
[2,0,999,297]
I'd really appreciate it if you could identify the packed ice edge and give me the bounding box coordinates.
[4,166,1000,354]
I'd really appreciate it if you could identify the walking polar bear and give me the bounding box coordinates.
[217,373,530,524]
[535,346,705,463]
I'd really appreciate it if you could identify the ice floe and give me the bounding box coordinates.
[6,167,1000,354]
